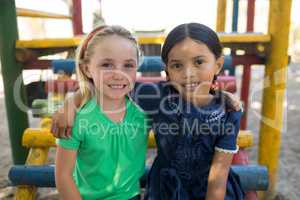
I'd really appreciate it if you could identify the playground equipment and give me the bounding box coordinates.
[9,165,268,192]
[13,51,259,199]
[0,0,292,199]
[217,1,260,199]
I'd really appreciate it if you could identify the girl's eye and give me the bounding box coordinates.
[124,63,136,68]
[170,63,182,69]
[101,63,113,68]
[195,59,203,66]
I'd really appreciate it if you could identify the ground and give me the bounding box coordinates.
[0,63,299,199]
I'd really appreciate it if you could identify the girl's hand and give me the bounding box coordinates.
[51,91,83,138]
[222,91,242,112]
[51,102,76,139]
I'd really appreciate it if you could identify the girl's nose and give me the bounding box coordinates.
[183,66,196,79]
[112,70,125,80]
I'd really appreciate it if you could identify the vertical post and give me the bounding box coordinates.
[232,0,239,32]
[0,0,29,164]
[258,0,292,199]
[216,0,227,32]
[246,0,255,31]
[240,0,255,130]
[72,0,83,35]
[229,0,239,77]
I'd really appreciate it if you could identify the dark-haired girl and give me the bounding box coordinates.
[140,23,245,200]
[52,23,244,200]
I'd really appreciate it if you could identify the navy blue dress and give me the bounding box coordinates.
[131,81,245,200]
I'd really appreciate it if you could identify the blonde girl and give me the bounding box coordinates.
[55,25,147,200]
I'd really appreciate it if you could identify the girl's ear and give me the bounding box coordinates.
[215,55,224,75]
[80,64,92,78]
[165,67,170,81]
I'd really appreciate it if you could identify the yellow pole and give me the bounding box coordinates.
[216,0,227,32]
[258,0,292,199]
[14,148,49,200]
[14,123,50,199]
[17,8,71,19]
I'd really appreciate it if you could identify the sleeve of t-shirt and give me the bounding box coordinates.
[56,115,84,150]
[214,111,242,153]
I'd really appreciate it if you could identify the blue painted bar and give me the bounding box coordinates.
[231,165,269,191]
[232,0,239,32]
[9,165,56,187]
[138,56,165,72]
[223,54,233,73]
[9,165,268,191]
[52,59,75,74]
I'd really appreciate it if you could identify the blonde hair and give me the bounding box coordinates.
[75,25,142,107]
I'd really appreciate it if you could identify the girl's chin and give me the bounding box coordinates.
[104,90,129,100]
[95,87,130,100]
[183,91,211,100]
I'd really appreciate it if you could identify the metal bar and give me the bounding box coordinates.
[16,8,71,19]
[21,55,265,70]
[0,0,29,164]
[15,34,271,48]
[258,0,292,199]
[240,0,256,130]
[232,0,239,32]
[216,0,227,32]
[23,60,52,70]
[72,0,83,35]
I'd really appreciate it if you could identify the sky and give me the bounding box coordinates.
[16,0,219,38]
[16,0,218,31]
[15,0,299,40]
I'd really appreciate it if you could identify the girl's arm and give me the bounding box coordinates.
[51,82,241,138]
[55,146,82,200]
[205,151,233,200]
[205,110,241,200]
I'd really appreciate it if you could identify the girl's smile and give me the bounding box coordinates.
[182,82,201,92]
[107,84,127,89]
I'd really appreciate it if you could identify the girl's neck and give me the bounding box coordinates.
[187,94,214,108]
[95,93,126,113]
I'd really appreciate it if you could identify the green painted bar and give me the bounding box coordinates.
[0,0,29,164]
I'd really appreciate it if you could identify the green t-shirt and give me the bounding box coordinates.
[57,96,148,200]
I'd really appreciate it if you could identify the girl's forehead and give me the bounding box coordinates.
[168,38,212,58]
[95,35,135,48]
[91,36,137,57]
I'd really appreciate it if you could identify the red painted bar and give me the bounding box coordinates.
[246,0,255,31]
[22,55,265,70]
[45,79,78,93]
[23,60,51,70]
[238,0,259,199]
[232,55,264,66]
[72,0,83,35]
[240,0,256,130]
